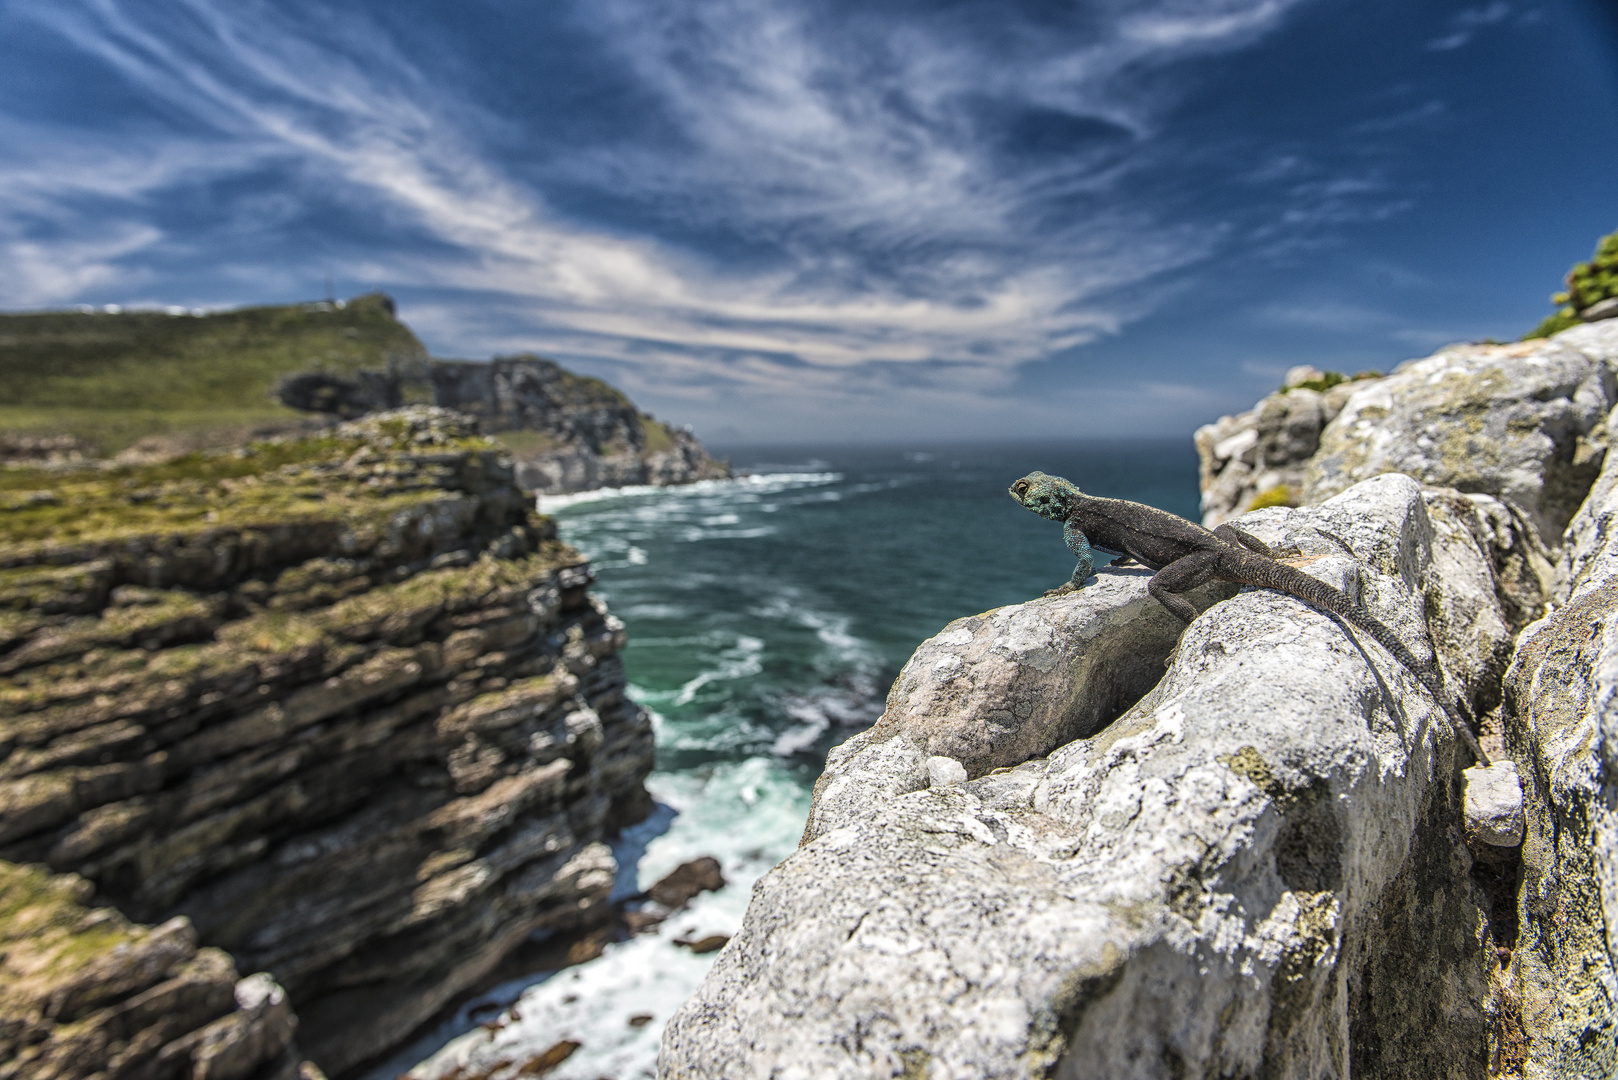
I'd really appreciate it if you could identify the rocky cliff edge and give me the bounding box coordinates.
[661,320,1618,1078]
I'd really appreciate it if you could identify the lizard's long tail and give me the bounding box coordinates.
[1241,557,1490,766]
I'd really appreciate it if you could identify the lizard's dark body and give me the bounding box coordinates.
[1009,471,1489,765]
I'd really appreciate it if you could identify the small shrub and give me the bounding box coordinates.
[1279,370,1381,396]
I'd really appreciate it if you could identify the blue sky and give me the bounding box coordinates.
[2,0,1615,442]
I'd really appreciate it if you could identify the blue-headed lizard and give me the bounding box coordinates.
[1009,470,1489,765]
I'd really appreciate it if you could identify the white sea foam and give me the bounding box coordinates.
[671,635,763,706]
[676,525,776,542]
[537,472,840,513]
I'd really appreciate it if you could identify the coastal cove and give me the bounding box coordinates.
[375,439,1202,1080]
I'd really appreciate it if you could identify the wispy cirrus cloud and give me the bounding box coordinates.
[1427,1,1514,50]
[5,0,1329,407]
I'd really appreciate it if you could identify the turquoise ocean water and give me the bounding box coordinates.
[376,440,1199,1080]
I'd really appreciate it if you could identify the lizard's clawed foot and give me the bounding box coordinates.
[1043,582,1079,598]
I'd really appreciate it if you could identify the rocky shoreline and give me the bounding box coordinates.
[661,321,1618,1078]
[0,408,654,1078]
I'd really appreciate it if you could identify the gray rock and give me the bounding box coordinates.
[432,356,730,494]
[1499,402,1618,1075]
[800,570,1237,844]
[1195,380,1369,527]
[661,475,1503,1079]
[1462,762,1525,847]
[1305,323,1618,540]
[1582,296,1618,322]
[1419,490,1533,718]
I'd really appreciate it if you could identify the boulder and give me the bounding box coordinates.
[662,475,1509,1078]
[1305,322,1618,541]
[802,570,1238,843]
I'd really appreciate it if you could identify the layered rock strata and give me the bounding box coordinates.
[1,861,308,1080]
[663,475,1523,1078]
[0,408,653,1075]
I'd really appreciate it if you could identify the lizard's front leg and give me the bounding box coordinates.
[1045,518,1096,596]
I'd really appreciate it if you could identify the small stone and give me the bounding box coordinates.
[1463,762,1525,847]
[1284,365,1326,388]
[676,934,730,954]
[926,756,967,788]
[622,907,668,934]
[1581,296,1618,322]
[628,1013,654,1028]
[647,857,725,909]
[522,1039,581,1075]
[563,930,609,966]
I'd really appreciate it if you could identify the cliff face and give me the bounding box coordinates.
[430,357,730,495]
[662,321,1618,1078]
[0,408,653,1076]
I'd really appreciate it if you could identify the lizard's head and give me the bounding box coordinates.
[1009,471,1076,521]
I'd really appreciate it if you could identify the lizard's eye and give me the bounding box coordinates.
[1012,481,1029,496]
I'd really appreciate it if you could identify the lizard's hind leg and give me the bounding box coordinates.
[1214,523,1275,558]
[1147,549,1221,623]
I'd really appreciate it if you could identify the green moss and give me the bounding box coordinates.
[319,549,574,640]
[1248,485,1296,511]
[0,293,425,456]
[0,425,508,552]
[639,416,675,454]
[1219,745,1278,795]
[0,861,133,963]
[1286,371,1347,394]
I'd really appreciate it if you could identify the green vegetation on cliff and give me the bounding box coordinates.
[0,293,426,456]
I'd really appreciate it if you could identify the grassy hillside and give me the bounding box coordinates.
[0,293,426,456]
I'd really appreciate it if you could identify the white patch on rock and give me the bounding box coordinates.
[926,756,967,788]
